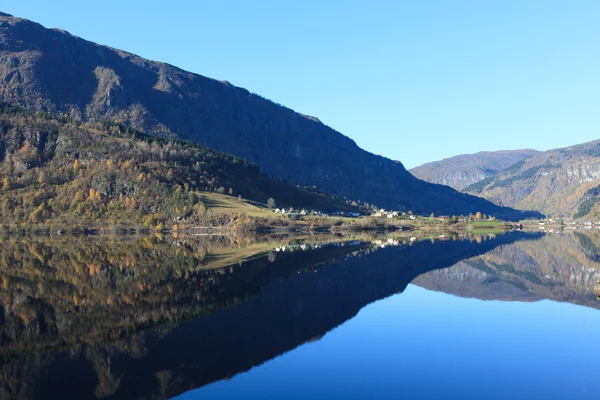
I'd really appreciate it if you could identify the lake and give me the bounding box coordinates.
[1,230,599,399]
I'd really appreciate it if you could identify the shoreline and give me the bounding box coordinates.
[0,217,521,236]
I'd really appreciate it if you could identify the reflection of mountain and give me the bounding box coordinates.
[0,232,534,399]
[414,232,600,309]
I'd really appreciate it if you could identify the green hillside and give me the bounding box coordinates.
[0,103,357,232]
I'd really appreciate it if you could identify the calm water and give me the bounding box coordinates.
[1,231,600,399]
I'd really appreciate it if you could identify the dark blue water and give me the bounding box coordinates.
[2,231,600,399]
[179,285,600,400]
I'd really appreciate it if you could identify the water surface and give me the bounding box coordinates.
[1,231,599,399]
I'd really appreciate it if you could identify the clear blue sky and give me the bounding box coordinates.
[4,1,600,168]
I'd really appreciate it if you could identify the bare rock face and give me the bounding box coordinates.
[0,13,539,219]
[410,149,539,190]
[462,140,600,218]
[413,140,600,218]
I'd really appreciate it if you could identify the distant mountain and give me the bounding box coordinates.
[0,13,539,219]
[410,149,539,190]
[463,140,600,218]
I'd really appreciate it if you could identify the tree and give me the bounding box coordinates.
[475,211,482,221]
[429,213,435,219]
[267,198,276,208]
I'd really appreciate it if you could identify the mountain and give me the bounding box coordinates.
[0,13,539,220]
[0,103,359,231]
[463,139,600,218]
[410,149,539,190]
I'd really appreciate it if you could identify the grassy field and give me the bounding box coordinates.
[200,192,283,218]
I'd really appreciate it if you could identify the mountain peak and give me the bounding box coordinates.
[0,13,540,219]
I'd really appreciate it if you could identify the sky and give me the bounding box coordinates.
[3,1,600,169]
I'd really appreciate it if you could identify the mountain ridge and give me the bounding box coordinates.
[410,149,540,190]
[462,139,600,218]
[0,13,540,220]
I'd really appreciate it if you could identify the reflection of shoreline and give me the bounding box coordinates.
[414,231,600,310]
[0,231,537,400]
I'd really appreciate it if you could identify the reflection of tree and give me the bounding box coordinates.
[0,231,537,400]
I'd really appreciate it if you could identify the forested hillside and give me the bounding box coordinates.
[0,103,355,231]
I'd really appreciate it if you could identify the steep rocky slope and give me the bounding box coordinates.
[463,140,600,218]
[0,13,538,219]
[410,149,539,190]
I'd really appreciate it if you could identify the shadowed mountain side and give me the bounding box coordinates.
[0,231,538,400]
[0,13,540,219]
[413,232,600,309]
